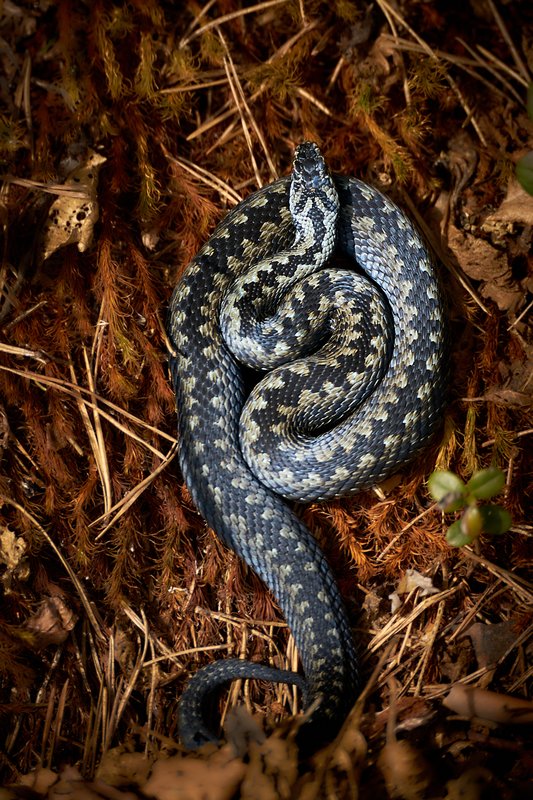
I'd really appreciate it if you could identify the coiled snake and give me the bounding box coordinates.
[167,142,447,750]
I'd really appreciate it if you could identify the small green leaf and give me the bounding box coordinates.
[479,504,512,536]
[465,466,505,500]
[516,151,533,197]
[461,505,483,539]
[428,470,466,511]
[446,519,478,548]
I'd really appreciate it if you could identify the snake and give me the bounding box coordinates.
[167,142,447,750]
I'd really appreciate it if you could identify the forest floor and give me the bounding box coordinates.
[0,1,532,798]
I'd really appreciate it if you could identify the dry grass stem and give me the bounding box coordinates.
[487,0,531,82]
[0,364,175,450]
[375,0,487,144]
[92,443,178,538]
[182,0,289,46]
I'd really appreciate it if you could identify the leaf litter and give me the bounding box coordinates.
[0,1,532,797]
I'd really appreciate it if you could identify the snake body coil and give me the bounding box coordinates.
[167,143,447,749]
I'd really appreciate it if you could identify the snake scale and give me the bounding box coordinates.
[167,142,447,750]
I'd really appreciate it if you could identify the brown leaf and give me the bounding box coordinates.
[39,151,107,262]
[241,734,299,800]
[0,527,29,591]
[443,685,533,724]
[482,386,532,407]
[444,767,494,800]
[483,179,533,228]
[142,749,245,800]
[447,227,524,311]
[377,739,432,800]
[25,596,77,647]
[96,748,152,788]
[0,527,27,572]
[465,621,519,668]
[447,227,508,283]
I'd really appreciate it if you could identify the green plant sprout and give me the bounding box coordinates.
[428,466,512,547]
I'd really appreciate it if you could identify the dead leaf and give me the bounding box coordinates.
[143,748,245,800]
[18,766,59,795]
[438,131,479,215]
[482,179,533,228]
[47,764,106,800]
[377,739,432,800]
[443,685,533,724]
[0,527,26,571]
[447,227,524,311]
[483,386,533,407]
[0,527,29,591]
[241,734,299,800]
[444,767,494,800]
[483,347,533,407]
[40,151,107,262]
[96,747,152,788]
[373,697,436,736]
[448,227,507,282]
[464,621,520,669]
[25,596,77,647]
[224,705,266,757]
[390,569,439,613]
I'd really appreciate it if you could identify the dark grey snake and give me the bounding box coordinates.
[167,142,447,750]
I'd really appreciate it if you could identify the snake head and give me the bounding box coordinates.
[289,142,339,244]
